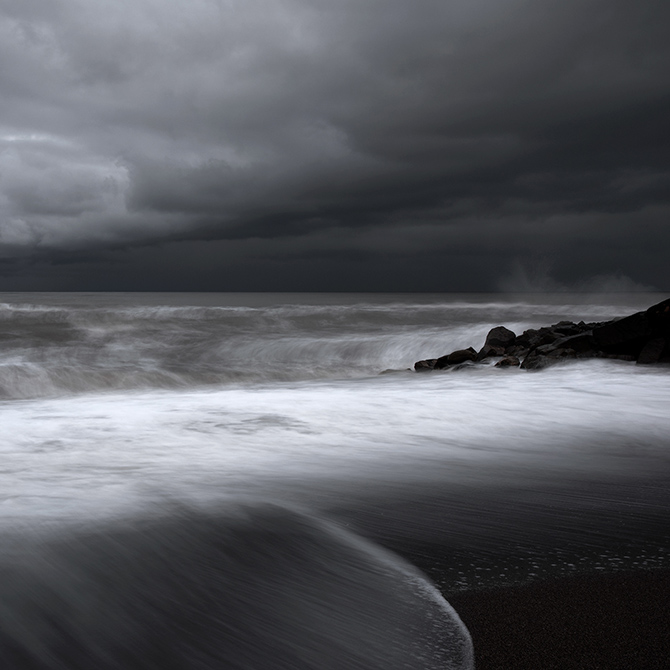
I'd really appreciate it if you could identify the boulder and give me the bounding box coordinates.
[637,337,668,365]
[505,344,530,359]
[434,347,477,369]
[535,331,596,356]
[520,352,548,370]
[592,311,649,354]
[603,353,636,361]
[515,328,556,350]
[476,343,505,361]
[521,347,577,370]
[537,327,563,346]
[646,297,670,326]
[495,355,520,368]
[550,321,583,336]
[414,359,437,371]
[590,298,670,358]
[452,360,477,371]
[484,326,516,349]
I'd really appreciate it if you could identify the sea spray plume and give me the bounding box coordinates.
[0,503,473,669]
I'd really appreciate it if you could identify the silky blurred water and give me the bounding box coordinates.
[0,292,668,670]
[0,292,668,525]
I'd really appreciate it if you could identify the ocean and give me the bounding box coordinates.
[0,292,668,668]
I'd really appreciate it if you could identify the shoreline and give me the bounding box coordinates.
[446,568,670,669]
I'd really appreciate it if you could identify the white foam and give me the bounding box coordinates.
[1,358,669,522]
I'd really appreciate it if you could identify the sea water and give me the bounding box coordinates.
[0,292,668,667]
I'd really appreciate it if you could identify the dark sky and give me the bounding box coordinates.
[1,0,668,291]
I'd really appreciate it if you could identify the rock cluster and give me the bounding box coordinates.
[415,297,670,372]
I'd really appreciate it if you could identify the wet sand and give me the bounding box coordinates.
[447,569,670,669]
[325,468,670,668]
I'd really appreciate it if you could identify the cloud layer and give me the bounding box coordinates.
[1,0,668,290]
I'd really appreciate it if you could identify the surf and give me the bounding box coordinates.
[0,502,473,669]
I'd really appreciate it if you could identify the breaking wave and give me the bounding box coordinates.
[0,295,643,399]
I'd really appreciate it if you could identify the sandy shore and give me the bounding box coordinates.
[446,569,670,670]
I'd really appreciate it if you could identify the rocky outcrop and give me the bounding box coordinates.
[414,297,670,372]
[434,347,477,369]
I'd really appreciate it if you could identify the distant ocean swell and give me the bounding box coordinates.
[0,503,474,669]
[0,298,638,399]
[0,302,470,398]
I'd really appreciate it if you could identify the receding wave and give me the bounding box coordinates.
[0,503,473,669]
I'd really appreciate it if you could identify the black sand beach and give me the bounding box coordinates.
[404,297,670,666]
[2,293,669,667]
[448,569,670,670]
[333,470,670,670]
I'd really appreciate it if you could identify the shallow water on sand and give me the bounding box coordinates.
[0,292,668,667]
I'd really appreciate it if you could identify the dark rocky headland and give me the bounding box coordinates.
[415,297,670,372]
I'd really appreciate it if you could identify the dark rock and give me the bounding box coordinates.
[590,299,670,359]
[452,360,476,371]
[537,331,596,355]
[516,327,561,350]
[520,352,549,370]
[414,359,436,371]
[515,329,541,349]
[505,344,529,358]
[592,311,649,354]
[536,327,562,346]
[521,347,577,370]
[476,344,505,361]
[549,348,577,360]
[602,353,637,361]
[495,355,520,368]
[433,357,450,370]
[646,298,670,327]
[637,338,668,365]
[557,331,596,353]
[484,326,516,349]
[413,297,670,373]
[551,321,582,336]
[434,347,477,369]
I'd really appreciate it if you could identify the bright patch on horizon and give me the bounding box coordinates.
[0,132,73,147]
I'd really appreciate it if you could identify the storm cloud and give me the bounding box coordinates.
[1,0,668,290]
